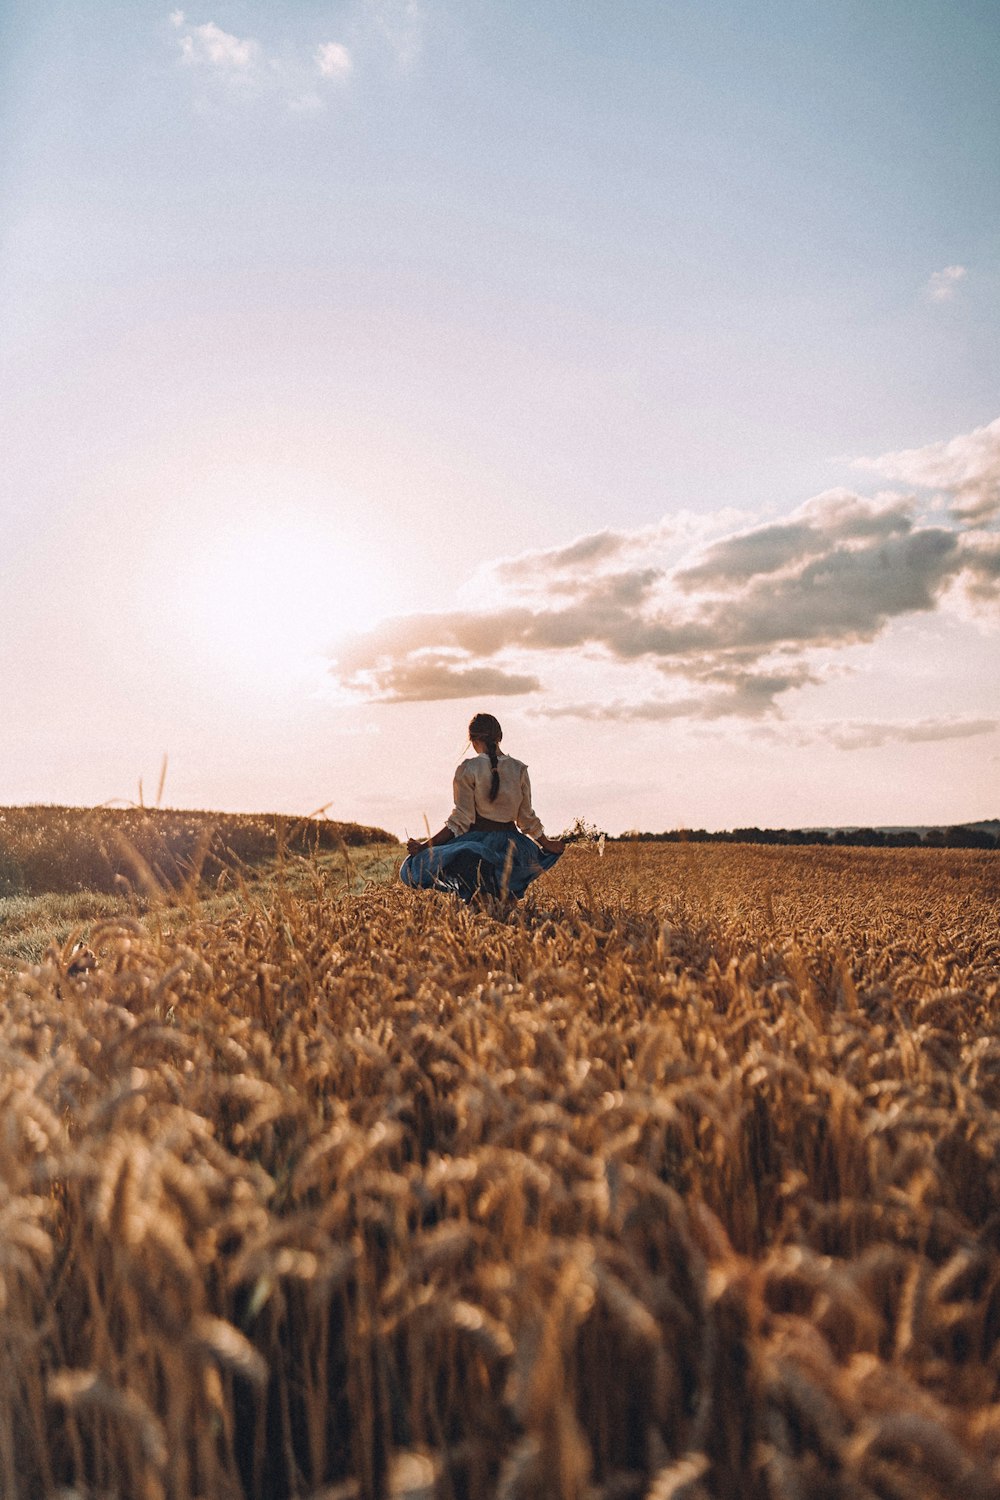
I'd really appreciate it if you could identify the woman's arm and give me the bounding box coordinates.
[407,761,475,855]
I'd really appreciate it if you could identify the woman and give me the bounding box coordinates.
[400,712,565,902]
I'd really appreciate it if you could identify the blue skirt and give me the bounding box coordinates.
[400,828,561,902]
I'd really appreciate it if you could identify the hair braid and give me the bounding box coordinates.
[484,739,500,801]
[468,712,503,802]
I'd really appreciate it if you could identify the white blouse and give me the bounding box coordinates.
[445,753,546,840]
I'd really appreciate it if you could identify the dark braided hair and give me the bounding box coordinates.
[468,712,503,801]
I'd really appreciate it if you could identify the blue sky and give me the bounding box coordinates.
[2,1,998,832]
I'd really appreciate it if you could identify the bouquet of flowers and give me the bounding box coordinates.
[559,816,607,856]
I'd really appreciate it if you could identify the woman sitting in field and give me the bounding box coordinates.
[400,712,565,902]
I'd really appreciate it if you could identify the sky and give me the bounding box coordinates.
[1,0,998,836]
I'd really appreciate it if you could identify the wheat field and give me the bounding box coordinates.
[1,840,998,1499]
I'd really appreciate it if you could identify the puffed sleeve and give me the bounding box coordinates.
[445,761,476,835]
[514,765,545,840]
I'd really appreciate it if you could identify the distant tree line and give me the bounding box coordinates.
[614,825,998,850]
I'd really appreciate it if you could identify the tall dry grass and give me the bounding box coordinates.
[0,843,998,1499]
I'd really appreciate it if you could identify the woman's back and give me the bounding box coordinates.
[448,753,543,838]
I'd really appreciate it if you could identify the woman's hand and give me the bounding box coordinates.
[407,827,454,857]
[539,835,565,855]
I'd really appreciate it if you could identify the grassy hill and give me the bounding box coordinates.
[0,804,396,898]
[0,804,401,970]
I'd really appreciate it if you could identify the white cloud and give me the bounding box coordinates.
[316,42,352,79]
[855,415,1000,523]
[170,16,352,108]
[177,18,260,70]
[926,264,967,302]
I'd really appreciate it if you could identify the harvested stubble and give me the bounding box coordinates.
[1,843,999,1500]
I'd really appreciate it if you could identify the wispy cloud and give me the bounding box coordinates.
[925,264,968,302]
[538,666,819,725]
[328,415,1000,724]
[825,716,998,751]
[367,0,425,71]
[169,12,352,109]
[854,415,1000,523]
[750,714,1000,752]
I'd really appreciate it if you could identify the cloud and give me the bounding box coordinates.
[826,716,999,751]
[701,527,961,656]
[960,532,1000,603]
[855,416,1000,523]
[175,17,260,70]
[170,14,353,107]
[674,491,913,591]
[316,42,352,79]
[538,666,819,725]
[341,653,542,703]
[926,265,968,302]
[488,532,636,594]
[487,523,675,593]
[367,0,424,70]
[328,416,1000,719]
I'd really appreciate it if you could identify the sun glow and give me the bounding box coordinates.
[169,508,390,698]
